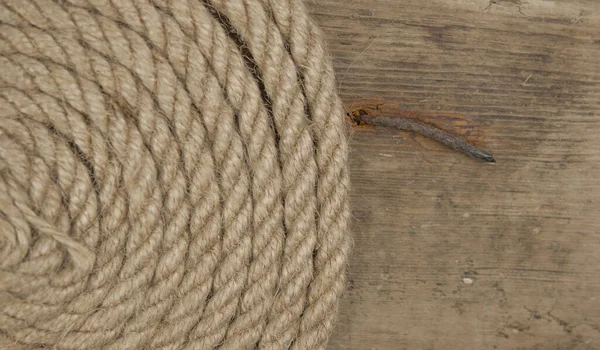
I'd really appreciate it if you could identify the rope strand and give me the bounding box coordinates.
[1,0,350,349]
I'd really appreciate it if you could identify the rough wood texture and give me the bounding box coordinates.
[306,0,600,349]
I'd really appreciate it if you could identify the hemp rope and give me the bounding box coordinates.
[0,0,351,349]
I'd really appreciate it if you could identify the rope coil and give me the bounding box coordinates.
[0,0,351,349]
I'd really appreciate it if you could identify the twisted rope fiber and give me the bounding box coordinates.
[0,0,351,349]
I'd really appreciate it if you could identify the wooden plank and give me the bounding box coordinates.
[306,0,600,349]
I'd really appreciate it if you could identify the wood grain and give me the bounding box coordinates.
[306,0,600,349]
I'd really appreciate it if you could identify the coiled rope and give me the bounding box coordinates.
[0,0,351,349]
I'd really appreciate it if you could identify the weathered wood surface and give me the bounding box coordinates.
[307,0,600,349]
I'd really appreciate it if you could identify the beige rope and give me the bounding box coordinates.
[0,0,350,349]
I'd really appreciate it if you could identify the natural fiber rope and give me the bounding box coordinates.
[0,0,351,348]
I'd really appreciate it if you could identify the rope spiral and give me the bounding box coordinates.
[0,0,351,348]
